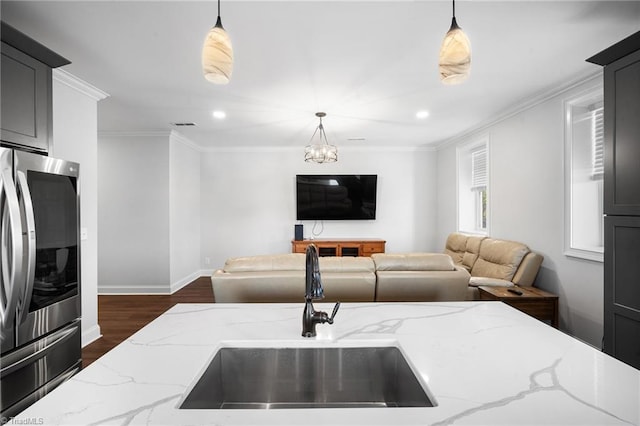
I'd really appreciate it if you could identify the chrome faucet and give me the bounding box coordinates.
[302,244,340,337]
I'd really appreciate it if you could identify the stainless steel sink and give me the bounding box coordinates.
[179,346,435,409]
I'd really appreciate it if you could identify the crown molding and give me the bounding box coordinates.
[98,130,172,139]
[434,69,602,151]
[199,144,435,154]
[97,131,202,153]
[53,69,109,101]
[170,131,202,152]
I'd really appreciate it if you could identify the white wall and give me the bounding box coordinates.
[436,74,605,348]
[52,70,108,347]
[98,133,170,293]
[200,147,438,272]
[169,133,201,291]
[98,131,203,293]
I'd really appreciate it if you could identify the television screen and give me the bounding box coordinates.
[296,175,377,220]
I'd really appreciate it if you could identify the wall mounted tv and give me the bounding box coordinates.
[296,174,377,220]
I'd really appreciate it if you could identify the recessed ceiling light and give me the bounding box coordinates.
[416,110,430,119]
[347,137,366,141]
[212,110,226,119]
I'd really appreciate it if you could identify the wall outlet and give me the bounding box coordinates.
[205,257,211,265]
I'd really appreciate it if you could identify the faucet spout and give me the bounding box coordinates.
[302,244,340,338]
[305,244,323,300]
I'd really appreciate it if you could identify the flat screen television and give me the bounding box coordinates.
[296,174,377,220]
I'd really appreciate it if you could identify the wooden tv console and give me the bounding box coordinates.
[291,239,386,257]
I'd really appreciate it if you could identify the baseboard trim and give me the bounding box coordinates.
[82,324,102,348]
[170,271,203,294]
[98,286,174,295]
[98,270,213,295]
[200,268,215,277]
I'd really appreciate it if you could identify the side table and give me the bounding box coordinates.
[478,285,559,328]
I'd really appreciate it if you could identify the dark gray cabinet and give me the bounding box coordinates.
[1,42,52,152]
[588,31,640,370]
[604,216,640,369]
[603,48,640,216]
[0,22,70,154]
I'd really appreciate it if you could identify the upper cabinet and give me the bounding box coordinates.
[0,22,70,154]
[587,32,640,216]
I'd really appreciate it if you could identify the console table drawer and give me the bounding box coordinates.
[360,243,385,255]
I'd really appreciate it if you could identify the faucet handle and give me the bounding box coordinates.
[327,302,340,324]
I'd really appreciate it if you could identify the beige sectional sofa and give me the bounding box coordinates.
[444,232,544,300]
[211,252,469,303]
[211,233,543,303]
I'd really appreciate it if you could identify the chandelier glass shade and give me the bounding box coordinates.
[304,112,338,163]
[439,0,471,85]
[202,0,233,84]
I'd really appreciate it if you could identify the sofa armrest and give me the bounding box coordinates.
[512,252,544,287]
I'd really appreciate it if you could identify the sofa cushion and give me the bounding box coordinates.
[223,253,305,272]
[470,239,530,281]
[444,232,485,271]
[444,233,468,265]
[375,266,470,302]
[319,256,375,273]
[372,253,455,271]
[462,235,484,271]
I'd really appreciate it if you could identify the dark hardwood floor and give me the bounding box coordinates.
[81,276,214,368]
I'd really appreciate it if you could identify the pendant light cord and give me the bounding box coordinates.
[449,0,459,30]
[215,0,223,28]
[452,0,456,18]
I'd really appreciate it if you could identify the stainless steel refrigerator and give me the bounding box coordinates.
[0,147,81,418]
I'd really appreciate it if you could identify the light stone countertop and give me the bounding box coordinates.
[14,302,640,425]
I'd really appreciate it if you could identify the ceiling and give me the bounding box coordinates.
[2,1,639,149]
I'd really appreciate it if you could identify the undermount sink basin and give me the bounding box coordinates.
[179,346,435,409]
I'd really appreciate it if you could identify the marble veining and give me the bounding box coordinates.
[13,302,640,425]
[433,358,634,426]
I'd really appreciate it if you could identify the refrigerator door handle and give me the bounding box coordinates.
[0,161,24,331]
[16,171,36,323]
[0,322,79,378]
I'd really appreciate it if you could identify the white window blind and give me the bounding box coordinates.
[471,148,487,190]
[591,106,604,179]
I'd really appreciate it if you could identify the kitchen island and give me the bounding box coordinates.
[13,302,640,425]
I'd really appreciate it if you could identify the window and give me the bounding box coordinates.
[591,106,604,179]
[564,84,604,262]
[458,138,489,234]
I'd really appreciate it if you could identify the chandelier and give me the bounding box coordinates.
[304,112,338,163]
